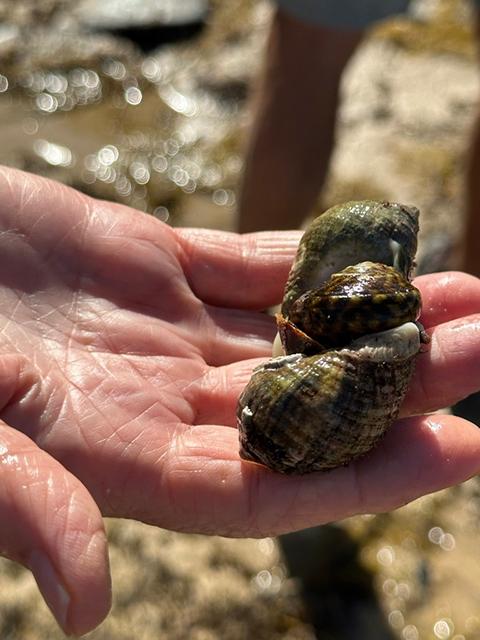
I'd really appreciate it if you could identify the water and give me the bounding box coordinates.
[0,0,268,226]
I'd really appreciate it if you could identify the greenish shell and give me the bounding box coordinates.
[237,200,423,474]
[281,200,419,316]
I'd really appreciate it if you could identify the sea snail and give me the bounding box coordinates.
[237,201,426,474]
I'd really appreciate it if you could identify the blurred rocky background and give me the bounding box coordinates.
[1,0,480,638]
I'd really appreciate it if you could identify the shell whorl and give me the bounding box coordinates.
[281,200,419,317]
[237,201,423,474]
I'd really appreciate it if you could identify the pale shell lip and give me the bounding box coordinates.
[389,239,403,271]
[272,322,421,363]
[260,353,302,370]
[271,332,284,358]
[350,321,421,361]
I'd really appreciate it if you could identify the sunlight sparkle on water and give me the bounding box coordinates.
[130,161,150,184]
[124,86,143,105]
[44,72,68,94]
[22,117,38,135]
[428,526,456,551]
[36,93,58,113]
[159,84,197,117]
[152,154,168,173]
[34,139,73,167]
[377,545,395,566]
[402,624,419,640]
[98,145,119,166]
[434,618,454,639]
[153,206,170,222]
[252,568,282,594]
[213,188,235,206]
[102,59,127,80]
[389,610,405,629]
[115,176,133,197]
[257,538,275,556]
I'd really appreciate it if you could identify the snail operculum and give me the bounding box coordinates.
[275,313,326,356]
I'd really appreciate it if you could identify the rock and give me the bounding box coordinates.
[0,27,139,75]
[74,0,208,30]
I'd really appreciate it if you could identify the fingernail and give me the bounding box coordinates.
[28,550,71,630]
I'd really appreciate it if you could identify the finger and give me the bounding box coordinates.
[187,359,263,426]
[401,313,480,415]
[176,228,302,309]
[0,425,111,636]
[200,306,276,366]
[150,413,480,537]
[191,311,480,427]
[0,167,191,310]
[416,271,480,328]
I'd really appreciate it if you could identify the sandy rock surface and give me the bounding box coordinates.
[74,0,208,29]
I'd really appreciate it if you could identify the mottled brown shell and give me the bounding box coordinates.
[237,200,424,474]
[285,261,421,351]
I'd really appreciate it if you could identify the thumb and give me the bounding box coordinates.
[0,423,111,636]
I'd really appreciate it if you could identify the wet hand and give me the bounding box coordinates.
[0,167,480,634]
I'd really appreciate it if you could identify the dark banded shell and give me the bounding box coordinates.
[285,261,421,351]
[238,323,420,473]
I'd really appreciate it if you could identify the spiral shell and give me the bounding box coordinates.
[237,200,424,474]
[281,200,419,316]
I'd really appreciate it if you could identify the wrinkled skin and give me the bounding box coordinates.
[1,167,480,635]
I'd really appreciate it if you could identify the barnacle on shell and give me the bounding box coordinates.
[237,200,424,474]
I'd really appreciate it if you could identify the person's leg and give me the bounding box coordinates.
[461,5,480,277]
[451,3,480,424]
[237,9,363,233]
[462,120,480,277]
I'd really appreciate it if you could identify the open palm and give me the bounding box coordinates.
[1,166,480,635]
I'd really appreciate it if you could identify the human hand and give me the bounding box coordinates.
[0,166,480,635]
